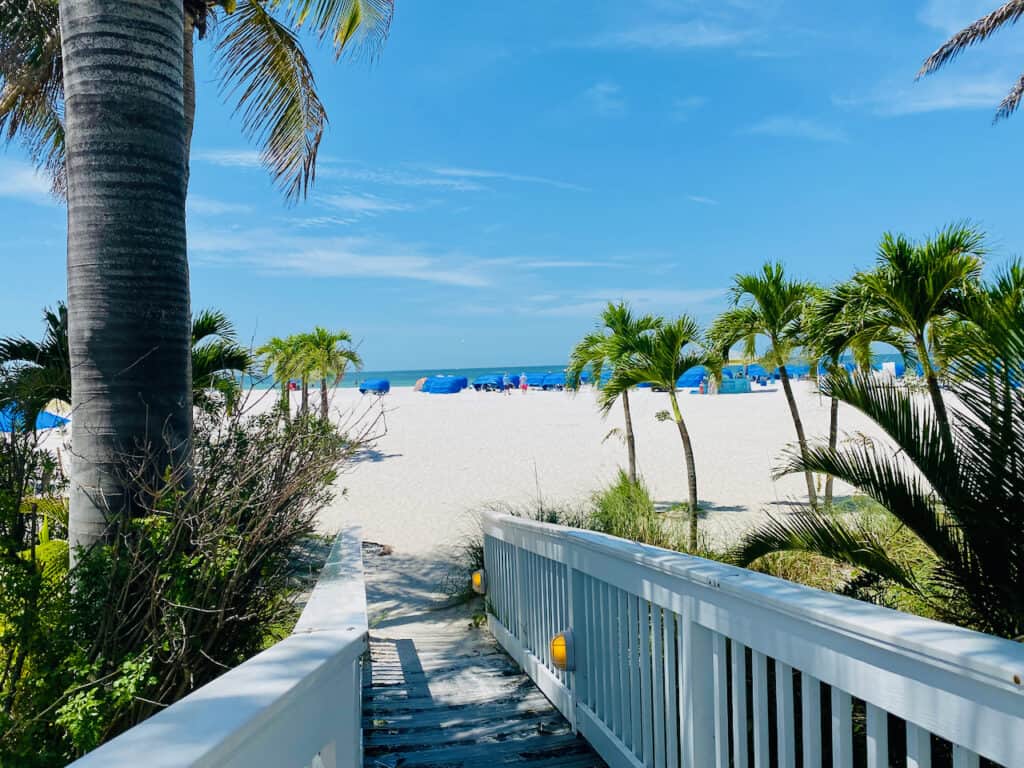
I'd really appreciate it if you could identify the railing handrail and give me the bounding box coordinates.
[69,525,368,768]
[483,510,1024,694]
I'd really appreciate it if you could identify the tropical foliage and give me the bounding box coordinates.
[0,0,395,198]
[257,327,362,419]
[600,315,708,550]
[919,1,1024,120]
[567,302,660,484]
[729,267,1024,639]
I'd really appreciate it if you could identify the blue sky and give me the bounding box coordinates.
[2,0,1024,369]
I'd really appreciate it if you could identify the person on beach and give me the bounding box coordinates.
[503,372,511,395]
[520,372,528,393]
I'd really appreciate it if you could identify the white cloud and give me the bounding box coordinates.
[686,195,718,205]
[187,194,253,216]
[0,161,56,205]
[323,165,489,192]
[743,116,848,142]
[429,166,588,192]
[527,288,727,317]
[590,21,749,51]
[322,193,413,215]
[192,149,263,168]
[836,74,1011,116]
[189,228,488,287]
[584,82,626,117]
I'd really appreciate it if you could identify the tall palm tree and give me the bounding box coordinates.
[296,327,363,419]
[712,262,820,508]
[846,224,985,445]
[257,335,300,419]
[1,0,394,198]
[601,316,708,551]
[919,1,1024,121]
[6,0,393,555]
[728,301,1024,638]
[567,302,661,484]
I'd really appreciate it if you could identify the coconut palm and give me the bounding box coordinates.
[712,262,820,508]
[1,0,394,198]
[601,316,708,551]
[567,302,661,484]
[919,1,1024,121]
[845,225,985,446]
[4,0,393,555]
[257,335,301,419]
[728,305,1024,638]
[295,327,363,419]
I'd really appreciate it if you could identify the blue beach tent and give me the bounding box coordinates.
[422,376,468,394]
[525,373,548,389]
[677,366,710,389]
[359,379,390,395]
[0,405,69,432]
[472,374,505,391]
[541,373,566,390]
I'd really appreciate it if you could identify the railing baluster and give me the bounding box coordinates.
[629,593,643,757]
[652,606,666,767]
[776,661,795,768]
[751,651,770,768]
[640,599,654,766]
[664,613,679,768]
[712,632,729,768]
[831,688,853,768]
[618,589,629,745]
[731,641,749,768]
[608,584,621,738]
[866,703,888,768]
[905,723,931,768]
[952,745,980,768]
[800,673,822,768]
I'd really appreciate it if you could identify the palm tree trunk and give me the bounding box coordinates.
[61,0,192,559]
[668,390,699,551]
[917,339,952,445]
[280,380,291,421]
[621,389,638,484]
[320,377,329,419]
[778,365,818,509]
[824,394,839,508]
[301,378,309,414]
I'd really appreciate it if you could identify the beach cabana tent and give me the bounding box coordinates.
[541,373,566,390]
[422,376,468,394]
[473,374,504,391]
[525,373,547,389]
[0,405,69,432]
[676,366,711,389]
[359,379,390,395]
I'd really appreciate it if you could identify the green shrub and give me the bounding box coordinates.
[590,471,679,550]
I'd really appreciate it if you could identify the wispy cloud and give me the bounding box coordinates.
[429,166,588,192]
[322,193,413,216]
[743,116,848,142]
[588,21,750,51]
[187,194,253,216]
[583,82,626,117]
[323,165,489,192]
[835,74,1011,116]
[686,195,718,205]
[917,0,993,34]
[190,228,488,287]
[0,161,56,205]
[526,288,727,317]
[193,149,263,168]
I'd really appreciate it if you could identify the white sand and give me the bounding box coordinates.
[317,380,890,557]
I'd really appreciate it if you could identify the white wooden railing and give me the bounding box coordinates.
[70,525,368,768]
[482,511,1024,768]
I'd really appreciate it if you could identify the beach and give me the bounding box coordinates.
[316,380,889,558]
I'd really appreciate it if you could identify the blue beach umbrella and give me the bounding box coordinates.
[0,405,69,433]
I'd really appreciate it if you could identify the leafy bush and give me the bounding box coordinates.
[590,471,679,550]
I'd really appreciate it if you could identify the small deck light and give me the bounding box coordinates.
[471,569,487,594]
[550,630,575,671]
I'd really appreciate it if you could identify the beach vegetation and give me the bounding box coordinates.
[567,302,661,484]
[729,302,1024,639]
[710,262,820,508]
[601,316,708,550]
[589,470,678,550]
[257,329,362,420]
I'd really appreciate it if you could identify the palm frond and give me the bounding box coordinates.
[918,1,1024,77]
[273,0,393,59]
[192,308,237,345]
[215,0,328,201]
[728,508,921,591]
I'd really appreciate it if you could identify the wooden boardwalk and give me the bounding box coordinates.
[361,546,602,768]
